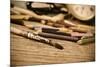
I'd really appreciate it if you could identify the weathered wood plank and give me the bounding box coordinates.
[11,24,95,66]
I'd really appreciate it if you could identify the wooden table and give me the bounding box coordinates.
[11,24,95,66]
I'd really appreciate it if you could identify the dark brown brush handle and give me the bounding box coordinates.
[38,32,79,42]
[41,28,71,36]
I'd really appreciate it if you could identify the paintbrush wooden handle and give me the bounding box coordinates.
[11,15,31,20]
[38,32,79,42]
[64,20,76,27]
[11,26,27,35]
[11,8,21,15]
[69,27,93,33]
[11,27,63,50]
[71,32,93,37]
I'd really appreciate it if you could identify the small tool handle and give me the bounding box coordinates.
[38,32,79,42]
[11,26,24,35]
[10,27,63,50]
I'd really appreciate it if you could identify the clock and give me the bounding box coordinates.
[67,4,95,21]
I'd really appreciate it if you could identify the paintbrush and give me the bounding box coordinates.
[11,26,64,50]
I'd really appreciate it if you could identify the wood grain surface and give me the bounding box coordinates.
[11,24,95,66]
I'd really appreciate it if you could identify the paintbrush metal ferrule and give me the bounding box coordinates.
[77,37,95,45]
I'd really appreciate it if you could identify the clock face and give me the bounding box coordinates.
[67,4,95,21]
